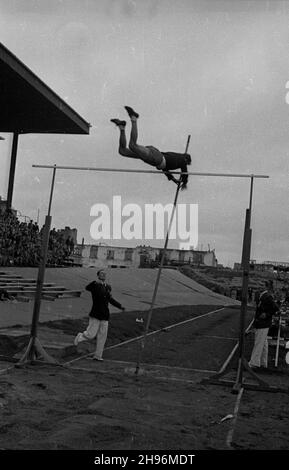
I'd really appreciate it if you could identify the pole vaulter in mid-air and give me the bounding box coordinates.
[111,106,191,190]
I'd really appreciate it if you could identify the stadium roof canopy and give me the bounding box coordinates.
[0,42,90,134]
[0,42,90,208]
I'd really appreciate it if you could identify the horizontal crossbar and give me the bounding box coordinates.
[32,164,269,179]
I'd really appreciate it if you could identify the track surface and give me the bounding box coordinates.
[70,306,251,373]
[0,294,289,450]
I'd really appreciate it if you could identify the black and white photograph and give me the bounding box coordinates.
[0,0,289,456]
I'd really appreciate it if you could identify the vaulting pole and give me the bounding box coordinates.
[134,135,191,375]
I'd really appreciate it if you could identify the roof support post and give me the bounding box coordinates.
[6,132,19,210]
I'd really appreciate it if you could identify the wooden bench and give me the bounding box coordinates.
[21,286,66,291]
[2,284,57,292]
[0,275,23,280]
[0,282,56,287]
[6,289,82,299]
[0,280,42,282]
[57,290,82,298]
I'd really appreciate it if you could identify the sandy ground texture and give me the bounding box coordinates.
[0,268,288,454]
[0,304,288,453]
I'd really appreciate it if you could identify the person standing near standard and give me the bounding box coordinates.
[74,269,125,361]
[249,280,279,370]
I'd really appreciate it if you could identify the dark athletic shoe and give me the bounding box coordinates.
[124,106,139,118]
[110,119,126,127]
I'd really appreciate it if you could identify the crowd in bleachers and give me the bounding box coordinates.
[0,210,74,267]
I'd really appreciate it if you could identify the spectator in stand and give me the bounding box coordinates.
[284,289,289,304]
[0,210,72,267]
[248,288,253,303]
[65,236,75,255]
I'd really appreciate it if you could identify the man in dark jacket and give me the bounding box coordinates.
[110,106,191,190]
[74,269,125,361]
[249,280,279,369]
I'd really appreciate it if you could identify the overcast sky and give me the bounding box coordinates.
[1,0,289,267]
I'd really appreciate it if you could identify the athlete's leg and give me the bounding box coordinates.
[118,127,138,158]
[74,317,99,345]
[260,335,269,368]
[94,320,109,359]
[249,328,269,368]
[128,116,151,159]
[111,118,138,158]
[124,107,164,167]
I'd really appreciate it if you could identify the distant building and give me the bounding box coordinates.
[191,250,217,267]
[263,260,289,269]
[71,244,218,269]
[234,260,275,273]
